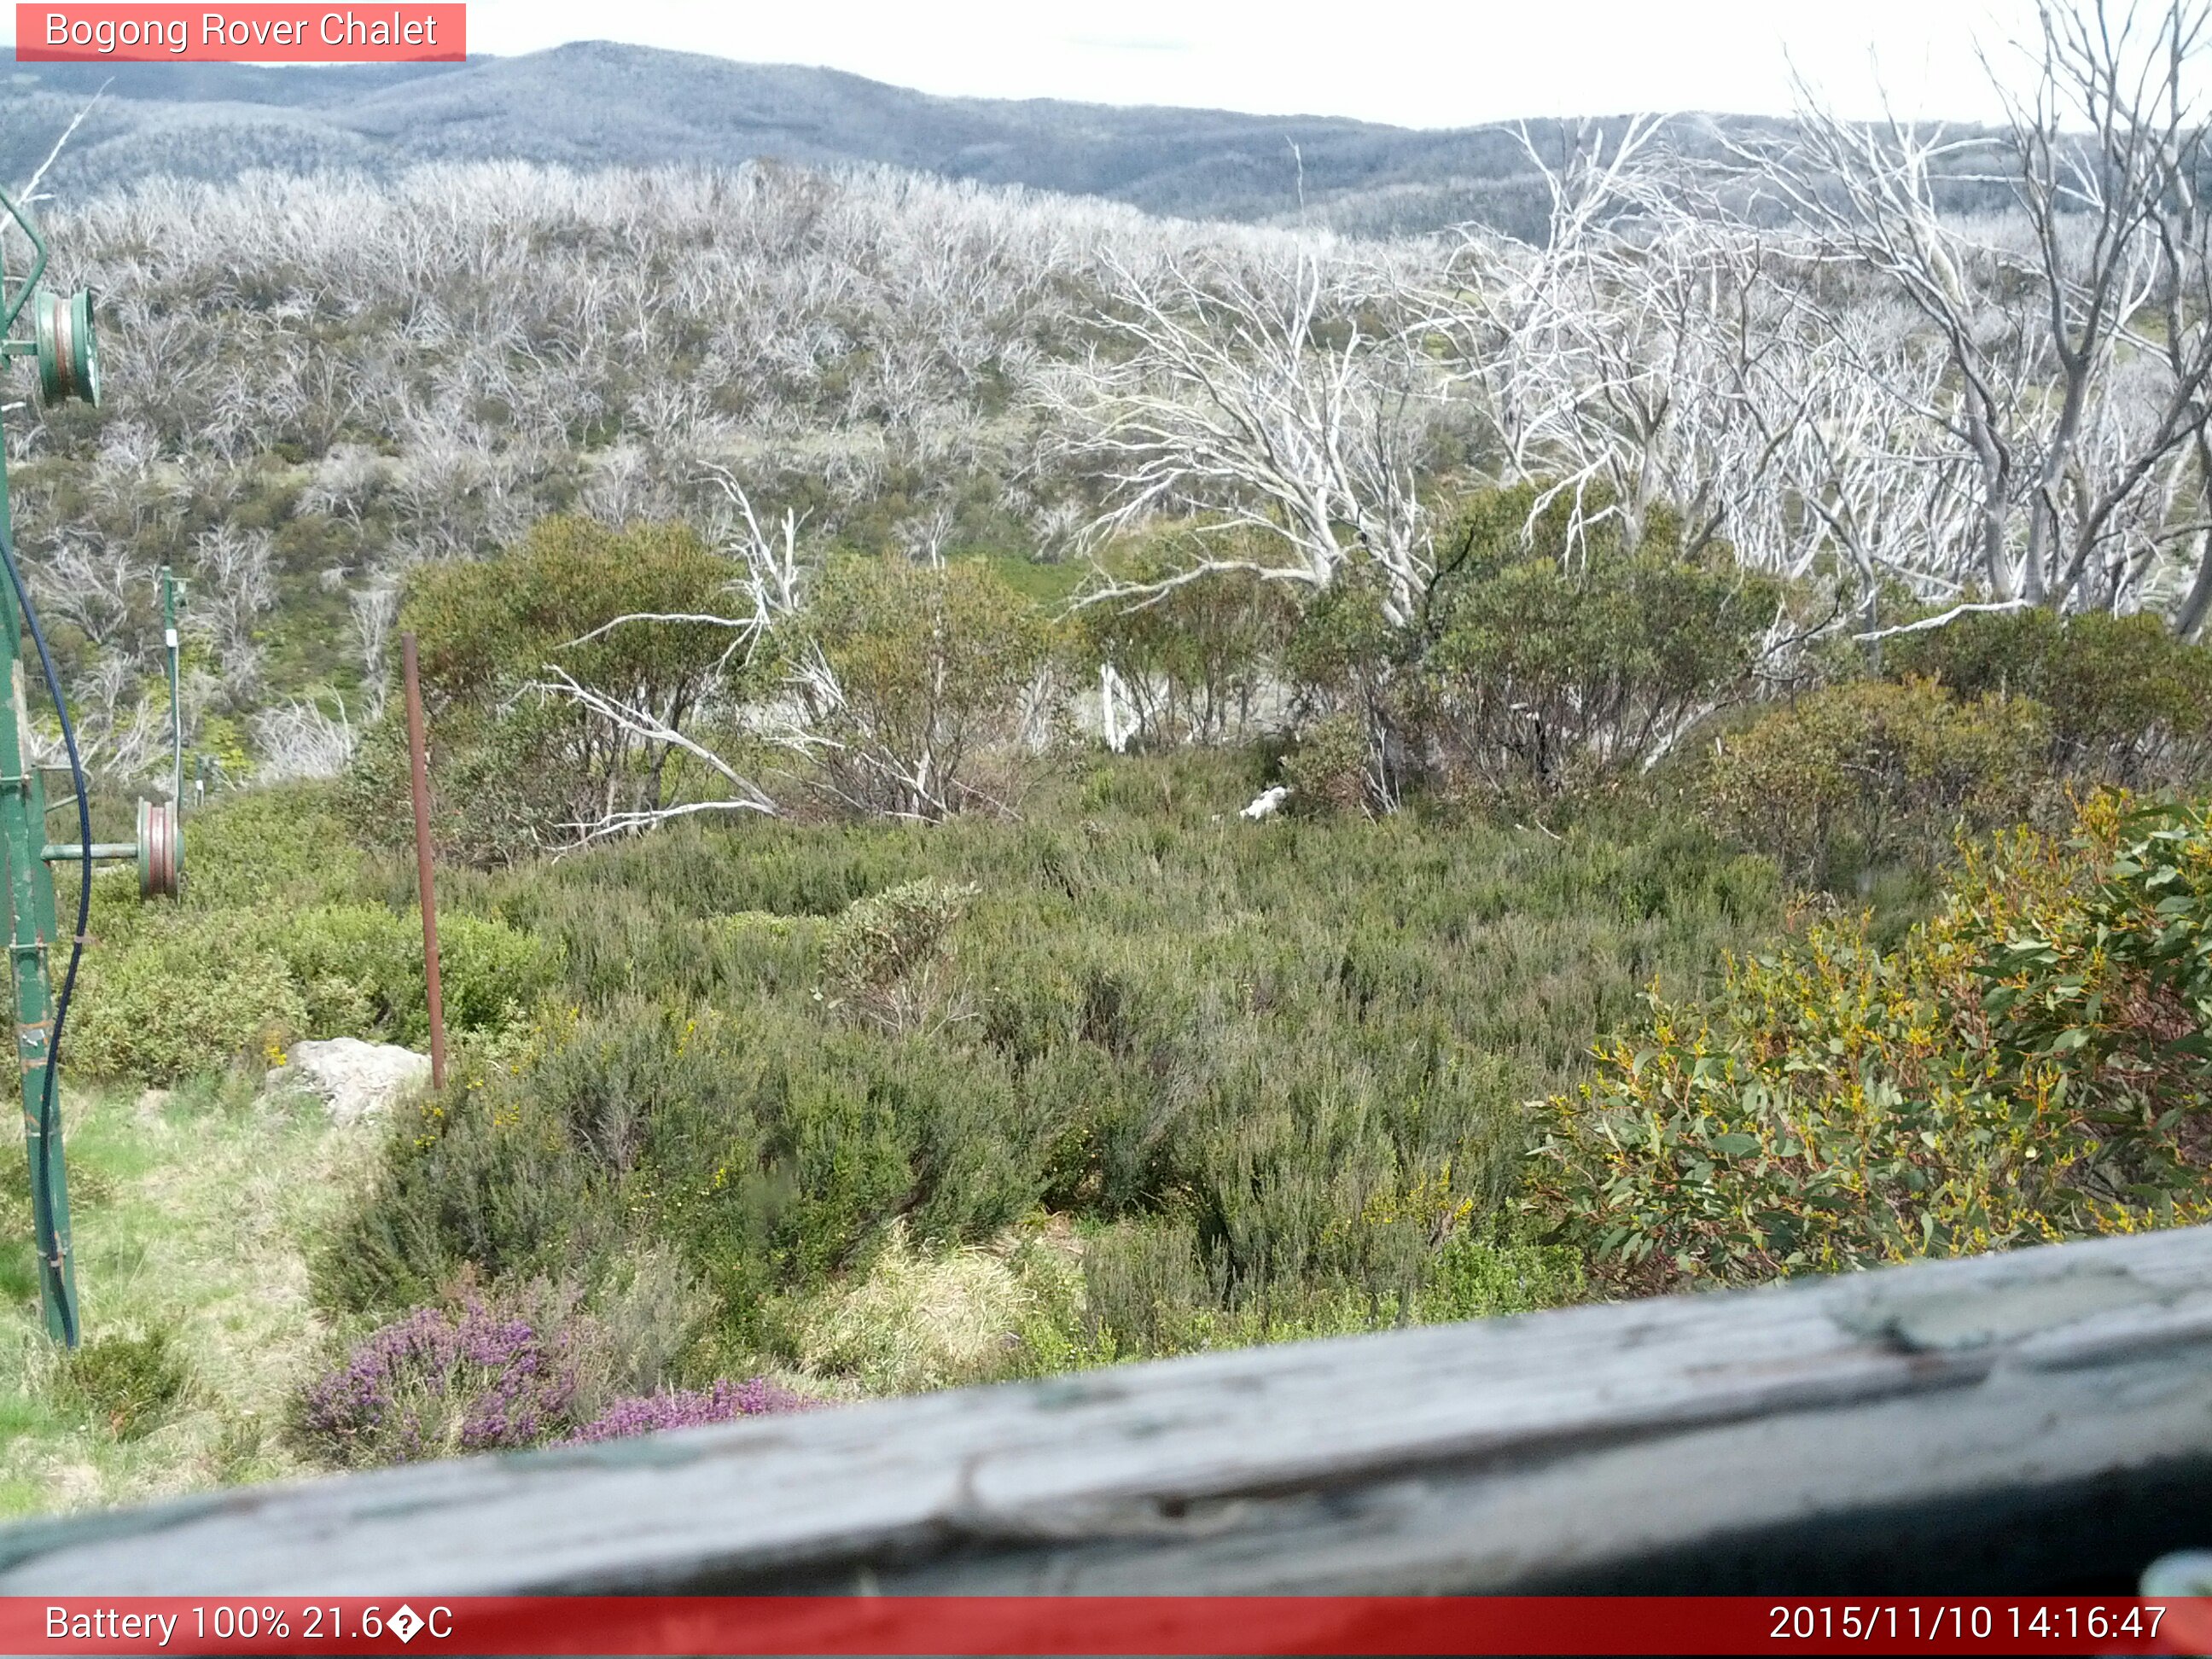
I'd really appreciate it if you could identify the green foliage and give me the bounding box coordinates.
[406,515,740,702]
[178,783,366,911]
[959,551,1090,609]
[1280,710,1374,816]
[59,1330,192,1441]
[375,517,747,859]
[66,783,542,1081]
[278,905,548,1046]
[1073,1209,1586,1354]
[1419,489,1782,796]
[1071,542,1301,746]
[822,877,977,1033]
[314,1033,622,1315]
[1277,485,1782,804]
[790,555,1056,819]
[437,915,554,1033]
[1530,794,2212,1295]
[793,1221,1092,1392]
[70,913,307,1083]
[1284,561,1399,696]
[342,697,585,868]
[1414,1227,1587,1323]
[1886,609,2212,787]
[1700,678,2051,886]
[1080,1219,1214,1356]
[1281,563,1404,793]
[70,899,543,1084]
[322,999,1050,1349]
[1979,799,2212,1118]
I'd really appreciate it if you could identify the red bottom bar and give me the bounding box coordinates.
[5,1596,2210,1656]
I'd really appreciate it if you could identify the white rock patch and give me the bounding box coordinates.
[265,1037,432,1125]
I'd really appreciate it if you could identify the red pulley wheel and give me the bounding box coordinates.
[136,799,179,899]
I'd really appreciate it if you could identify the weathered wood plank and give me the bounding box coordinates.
[5,1225,2212,1593]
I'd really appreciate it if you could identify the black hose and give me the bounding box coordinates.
[0,519,84,1348]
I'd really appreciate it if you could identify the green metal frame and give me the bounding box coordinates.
[0,188,49,338]
[2,183,164,1346]
[164,567,183,835]
[0,422,73,1344]
[1,183,72,1343]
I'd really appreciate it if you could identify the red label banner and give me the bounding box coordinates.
[15,5,463,61]
[2,1596,2210,1656]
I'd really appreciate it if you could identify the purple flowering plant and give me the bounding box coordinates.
[297,1274,824,1467]
[296,1290,585,1466]
[566,1377,816,1444]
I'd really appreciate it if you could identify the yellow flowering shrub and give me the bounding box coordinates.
[1531,793,2212,1293]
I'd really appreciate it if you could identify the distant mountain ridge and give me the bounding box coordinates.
[1,40,1764,236]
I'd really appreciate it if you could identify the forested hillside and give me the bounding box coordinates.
[0,44,1658,236]
[4,0,2212,1514]
[3,44,1825,237]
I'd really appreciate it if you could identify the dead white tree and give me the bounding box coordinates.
[37,534,146,652]
[186,523,276,700]
[517,471,812,843]
[1764,0,2212,623]
[351,584,399,720]
[1754,304,1989,635]
[8,89,102,211]
[1428,118,1672,535]
[1039,249,1442,625]
[523,667,777,845]
[60,652,175,780]
[252,693,358,781]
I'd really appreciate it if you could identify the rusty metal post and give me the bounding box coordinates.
[401,633,447,1091]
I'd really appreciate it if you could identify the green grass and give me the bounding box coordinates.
[956,550,1089,608]
[0,1073,365,1520]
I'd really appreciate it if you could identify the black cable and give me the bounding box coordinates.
[0,519,84,1348]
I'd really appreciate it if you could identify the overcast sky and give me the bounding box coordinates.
[439,0,2049,128]
[0,2,2067,126]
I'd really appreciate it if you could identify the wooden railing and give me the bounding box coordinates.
[3,1224,2211,1594]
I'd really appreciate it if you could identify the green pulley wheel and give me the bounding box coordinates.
[34,288,99,409]
[136,799,178,899]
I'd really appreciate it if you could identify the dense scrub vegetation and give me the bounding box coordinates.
[63,754,1769,1404]
[12,488,2208,1482]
